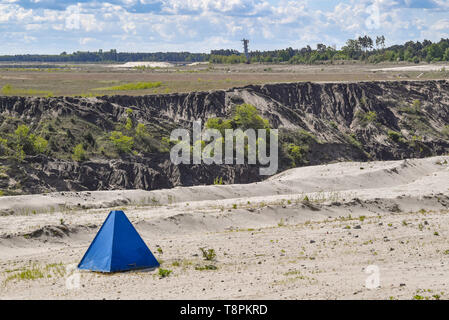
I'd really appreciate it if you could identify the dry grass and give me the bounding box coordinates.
[92,81,162,91]
[1,62,448,97]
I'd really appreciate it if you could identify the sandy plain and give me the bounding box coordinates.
[0,156,448,299]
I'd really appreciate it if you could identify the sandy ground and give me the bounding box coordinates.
[0,156,448,300]
[371,64,449,72]
[109,62,175,68]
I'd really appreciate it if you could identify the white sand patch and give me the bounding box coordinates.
[109,61,174,68]
[187,62,209,66]
[371,64,449,72]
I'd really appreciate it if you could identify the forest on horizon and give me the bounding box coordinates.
[1,36,449,65]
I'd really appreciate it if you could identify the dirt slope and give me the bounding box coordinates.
[0,80,448,194]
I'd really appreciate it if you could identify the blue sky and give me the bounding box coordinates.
[0,0,448,54]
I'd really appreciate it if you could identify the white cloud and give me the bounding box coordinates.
[23,35,36,43]
[0,0,448,54]
[79,37,96,45]
[432,19,449,31]
[160,0,267,15]
[0,3,33,23]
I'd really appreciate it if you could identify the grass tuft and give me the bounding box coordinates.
[92,81,162,91]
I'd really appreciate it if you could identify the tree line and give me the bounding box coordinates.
[246,36,449,64]
[0,50,207,63]
[1,37,449,64]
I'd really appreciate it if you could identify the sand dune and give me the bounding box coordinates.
[0,156,448,299]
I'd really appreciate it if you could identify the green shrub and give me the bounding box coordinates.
[356,110,377,126]
[344,133,362,149]
[278,128,315,169]
[15,124,31,144]
[412,99,421,113]
[110,131,134,153]
[205,117,233,135]
[14,146,25,161]
[13,124,48,155]
[0,137,9,155]
[193,140,206,152]
[200,248,216,261]
[204,104,272,164]
[285,143,307,167]
[195,265,218,271]
[33,136,48,154]
[206,104,270,132]
[365,111,377,122]
[158,268,172,278]
[135,123,148,139]
[233,104,270,130]
[442,125,449,137]
[387,130,404,143]
[72,143,86,161]
[409,135,428,154]
[125,117,133,131]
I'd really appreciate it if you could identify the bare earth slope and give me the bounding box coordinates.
[0,156,448,299]
[1,80,448,194]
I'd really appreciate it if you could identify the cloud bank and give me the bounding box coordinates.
[0,0,447,54]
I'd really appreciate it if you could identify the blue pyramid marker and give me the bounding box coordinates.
[78,210,159,272]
